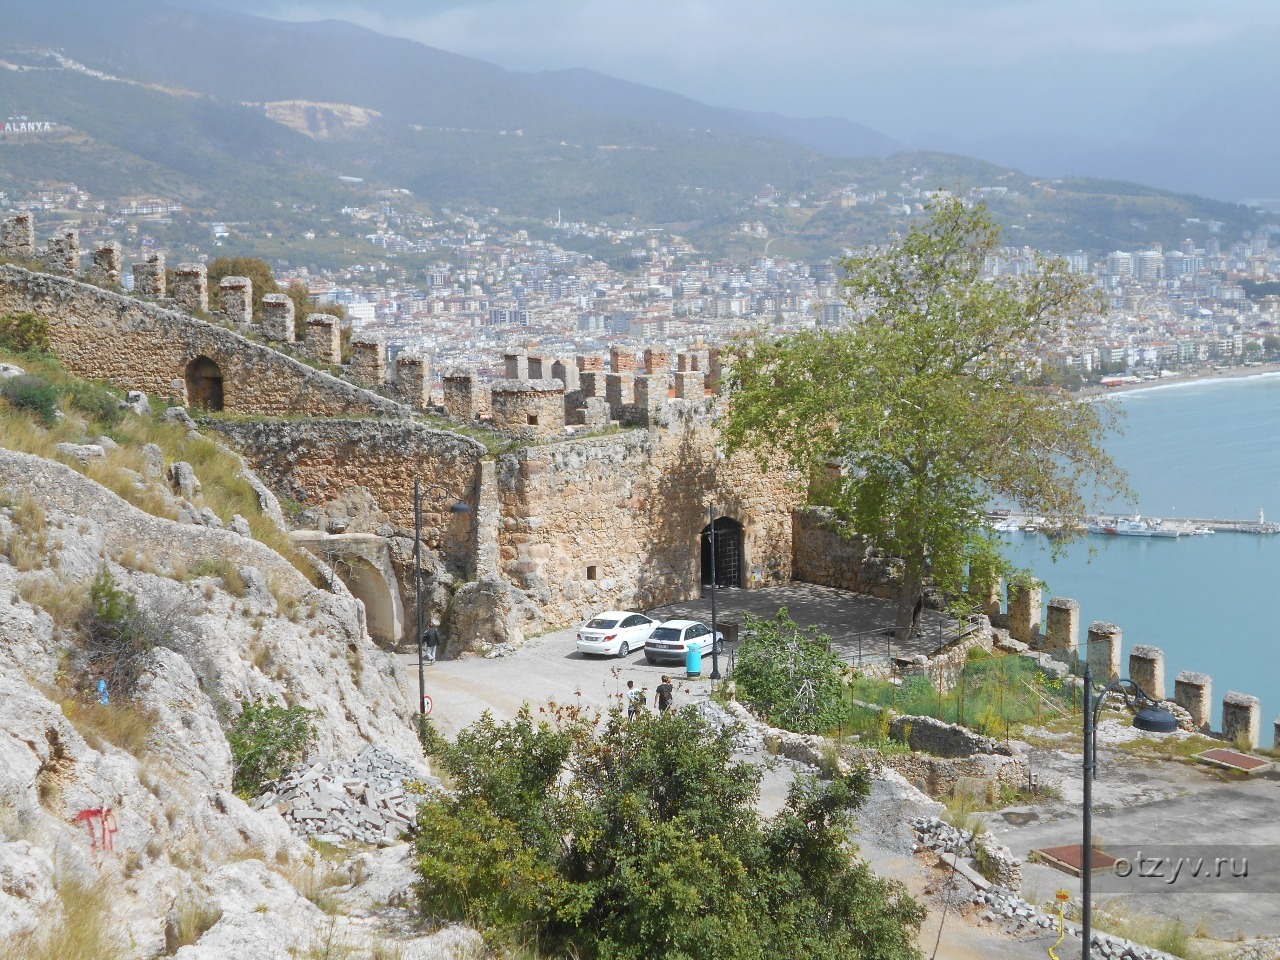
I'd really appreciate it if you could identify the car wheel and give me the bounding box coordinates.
[714,639,723,655]
[646,656,656,664]
[618,641,630,657]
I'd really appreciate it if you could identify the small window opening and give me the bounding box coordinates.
[527,414,539,425]
[586,565,598,580]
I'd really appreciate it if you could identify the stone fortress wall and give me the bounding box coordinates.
[0,215,802,642]
[993,580,1273,751]
[0,263,405,419]
[3,214,1274,746]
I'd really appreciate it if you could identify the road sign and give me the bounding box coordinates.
[422,694,434,716]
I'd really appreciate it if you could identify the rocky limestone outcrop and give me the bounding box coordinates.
[448,577,542,652]
[0,445,478,954]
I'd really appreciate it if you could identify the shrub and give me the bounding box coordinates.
[82,565,154,694]
[415,705,925,960]
[732,608,852,733]
[227,697,316,798]
[0,312,51,353]
[65,380,124,428]
[1,374,59,425]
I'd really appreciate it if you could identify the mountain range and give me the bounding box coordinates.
[0,0,1263,260]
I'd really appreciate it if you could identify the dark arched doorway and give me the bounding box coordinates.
[701,516,744,591]
[184,356,224,411]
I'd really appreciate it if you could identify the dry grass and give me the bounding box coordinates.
[276,860,350,916]
[190,556,248,597]
[17,574,89,630]
[0,872,125,960]
[62,700,156,756]
[167,897,223,951]
[5,492,52,571]
[1085,901,1192,957]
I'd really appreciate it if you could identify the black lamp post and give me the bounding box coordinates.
[1081,663,1177,956]
[705,505,722,680]
[414,478,471,717]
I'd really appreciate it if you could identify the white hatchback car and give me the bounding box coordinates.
[575,610,657,658]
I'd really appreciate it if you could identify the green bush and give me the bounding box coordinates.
[228,698,316,798]
[82,566,152,694]
[1,374,59,425]
[65,381,124,428]
[415,705,924,959]
[0,312,51,353]
[733,608,852,733]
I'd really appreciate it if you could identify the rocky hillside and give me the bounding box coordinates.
[0,364,475,955]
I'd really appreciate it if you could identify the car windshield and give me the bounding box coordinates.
[585,618,618,629]
[649,627,682,641]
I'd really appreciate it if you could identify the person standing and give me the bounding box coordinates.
[655,675,674,713]
[424,621,440,664]
[626,680,642,719]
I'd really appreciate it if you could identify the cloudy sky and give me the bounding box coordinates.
[201,1,1280,199]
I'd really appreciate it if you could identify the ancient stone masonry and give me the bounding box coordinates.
[171,263,209,314]
[42,230,79,275]
[1006,582,1043,644]
[1044,596,1080,659]
[304,313,341,365]
[1128,644,1166,700]
[442,372,480,421]
[395,355,431,410]
[1086,621,1122,679]
[494,402,801,626]
[89,242,121,286]
[0,212,35,258]
[348,339,387,390]
[673,369,705,399]
[132,253,166,298]
[644,347,671,375]
[503,351,528,379]
[791,508,901,600]
[261,293,295,342]
[0,265,405,418]
[1223,691,1261,749]
[1175,671,1212,731]
[220,276,253,328]
[489,379,566,441]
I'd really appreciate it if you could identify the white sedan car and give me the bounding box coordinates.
[575,610,657,658]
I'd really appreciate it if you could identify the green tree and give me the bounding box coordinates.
[227,697,316,797]
[723,198,1127,637]
[283,280,345,327]
[415,705,923,959]
[733,609,851,734]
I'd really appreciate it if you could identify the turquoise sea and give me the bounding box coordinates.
[1004,372,1280,729]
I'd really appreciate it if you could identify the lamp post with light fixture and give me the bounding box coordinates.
[413,479,471,718]
[1080,663,1177,956]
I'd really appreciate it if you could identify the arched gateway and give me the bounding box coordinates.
[184,355,224,411]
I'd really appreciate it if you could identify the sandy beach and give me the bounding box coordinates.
[1076,360,1280,398]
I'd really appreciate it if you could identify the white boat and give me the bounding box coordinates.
[991,517,1021,533]
[1191,526,1214,536]
[1094,515,1180,538]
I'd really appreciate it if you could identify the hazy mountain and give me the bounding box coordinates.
[0,0,1262,258]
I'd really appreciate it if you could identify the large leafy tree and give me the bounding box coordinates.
[415,705,924,960]
[723,198,1127,637]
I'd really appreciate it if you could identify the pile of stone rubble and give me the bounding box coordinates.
[911,815,1022,889]
[912,818,1176,960]
[253,747,439,845]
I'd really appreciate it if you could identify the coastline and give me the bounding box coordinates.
[1076,361,1280,399]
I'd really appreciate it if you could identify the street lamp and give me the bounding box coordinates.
[1081,663,1177,956]
[706,504,721,680]
[414,478,471,718]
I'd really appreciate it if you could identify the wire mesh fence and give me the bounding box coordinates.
[849,644,1087,738]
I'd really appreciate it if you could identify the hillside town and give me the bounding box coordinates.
[4,179,1280,388]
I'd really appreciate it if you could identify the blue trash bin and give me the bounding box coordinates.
[686,642,702,679]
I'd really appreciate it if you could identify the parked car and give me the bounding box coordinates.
[644,619,724,665]
[575,610,657,658]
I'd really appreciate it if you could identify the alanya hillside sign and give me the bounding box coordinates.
[2,119,57,134]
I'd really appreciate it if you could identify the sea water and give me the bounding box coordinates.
[1003,372,1280,729]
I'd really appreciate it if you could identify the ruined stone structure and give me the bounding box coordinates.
[0,212,35,258]
[42,230,79,274]
[348,339,386,390]
[220,276,253,328]
[90,242,122,286]
[489,379,565,441]
[132,253,166,298]
[394,355,431,410]
[261,293,295,342]
[0,264,403,418]
[305,314,341,365]
[171,263,209,314]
